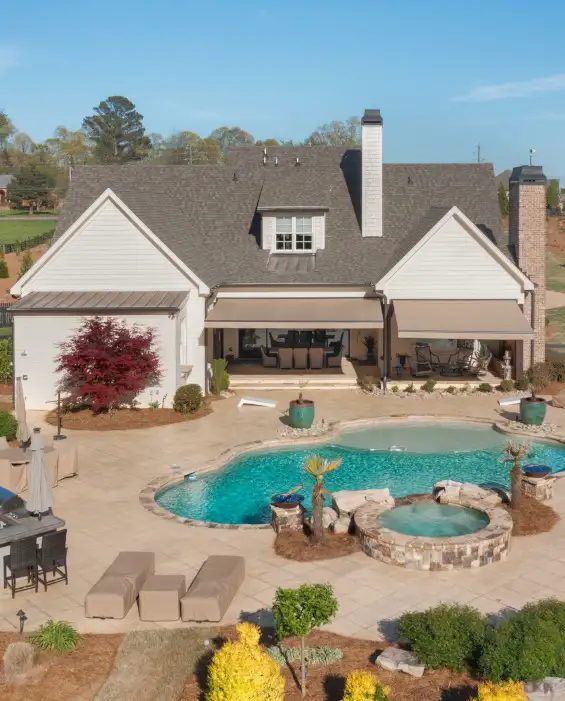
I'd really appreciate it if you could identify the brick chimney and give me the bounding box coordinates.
[361,109,383,238]
[509,165,547,373]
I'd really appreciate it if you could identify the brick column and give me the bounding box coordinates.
[509,168,547,372]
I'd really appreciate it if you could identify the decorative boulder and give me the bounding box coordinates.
[322,507,339,528]
[525,676,565,700]
[3,642,36,683]
[553,391,565,409]
[332,489,394,517]
[376,647,425,678]
[330,516,351,534]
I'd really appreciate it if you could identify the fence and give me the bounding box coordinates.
[0,230,54,255]
[0,303,12,328]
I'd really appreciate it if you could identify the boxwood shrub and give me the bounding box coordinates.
[0,410,17,440]
[173,384,203,414]
[398,604,486,672]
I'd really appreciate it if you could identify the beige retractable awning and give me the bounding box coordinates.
[205,298,383,329]
[394,300,534,340]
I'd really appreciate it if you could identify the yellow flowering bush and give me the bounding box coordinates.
[476,681,528,701]
[342,670,390,700]
[206,622,285,701]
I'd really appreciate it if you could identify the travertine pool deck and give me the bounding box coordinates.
[3,391,565,641]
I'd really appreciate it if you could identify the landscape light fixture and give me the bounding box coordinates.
[16,609,27,634]
[53,390,67,441]
[529,147,536,166]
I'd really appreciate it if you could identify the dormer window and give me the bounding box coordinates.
[275,216,313,252]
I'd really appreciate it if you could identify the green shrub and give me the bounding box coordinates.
[18,250,33,279]
[148,400,160,410]
[404,383,416,394]
[421,379,436,393]
[0,339,12,383]
[528,362,551,390]
[210,358,230,395]
[0,410,17,440]
[398,604,486,672]
[514,376,530,391]
[548,359,565,382]
[30,620,80,652]
[173,384,203,414]
[359,375,374,390]
[391,385,399,393]
[0,259,8,279]
[266,645,343,666]
[497,379,515,392]
[478,609,565,682]
[446,385,457,394]
[477,383,493,393]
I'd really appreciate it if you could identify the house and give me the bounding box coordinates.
[0,174,13,206]
[10,109,546,409]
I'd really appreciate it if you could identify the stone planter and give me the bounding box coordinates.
[288,399,315,429]
[270,503,305,533]
[520,397,547,426]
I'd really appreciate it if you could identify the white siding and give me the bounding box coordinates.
[384,216,524,301]
[361,123,383,237]
[21,200,191,293]
[14,313,179,410]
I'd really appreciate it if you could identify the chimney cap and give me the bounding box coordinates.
[362,109,383,125]
[510,165,546,185]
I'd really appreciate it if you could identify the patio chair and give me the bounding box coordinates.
[260,345,277,368]
[326,343,343,368]
[309,346,325,370]
[278,347,293,370]
[269,332,285,348]
[411,361,433,377]
[293,347,308,369]
[415,343,441,370]
[37,529,68,591]
[448,347,473,369]
[468,352,493,378]
[3,536,39,598]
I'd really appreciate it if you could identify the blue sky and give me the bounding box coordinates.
[3,0,565,177]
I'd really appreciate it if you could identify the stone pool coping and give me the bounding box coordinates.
[354,495,514,570]
[140,414,565,529]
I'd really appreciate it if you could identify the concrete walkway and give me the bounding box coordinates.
[547,290,565,309]
[2,392,565,640]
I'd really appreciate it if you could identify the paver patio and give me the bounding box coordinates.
[2,391,565,640]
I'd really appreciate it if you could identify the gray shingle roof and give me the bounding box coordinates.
[54,148,504,287]
[0,174,13,189]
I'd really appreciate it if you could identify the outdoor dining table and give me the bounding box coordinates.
[0,446,59,494]
[0,446,56,464]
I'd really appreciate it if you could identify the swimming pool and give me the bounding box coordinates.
[155,421,565,525]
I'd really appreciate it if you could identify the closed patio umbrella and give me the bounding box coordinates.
[26,428,53,515]
[15,377,30,443]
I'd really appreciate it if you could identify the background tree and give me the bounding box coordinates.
[498,182,509,217]
[0,250,8,279]
[209,126,254,156]
[7,165,56,213]
[305,117,361,146]
[82,96,151,164]
[273,583,338,697]
[546,179,561,210]
[0,110,15,165]
[18,250,34,279]
[304,454,342,543]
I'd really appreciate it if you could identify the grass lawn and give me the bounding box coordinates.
[0,220,55,242]
[547,307,565,344]
[547,251,565,292]
[0,209,58,216]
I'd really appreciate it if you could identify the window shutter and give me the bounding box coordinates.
[262,216,274,250]
[314,215,325,250]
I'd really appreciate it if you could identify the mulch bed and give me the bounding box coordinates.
[0,632,123,701]
[274,530,361,561]
[45,406,212,431]
[506,496,560,536]
[182,628,477,701]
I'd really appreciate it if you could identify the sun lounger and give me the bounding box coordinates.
[238,397,276,409]
[498,397,522,406]
[181,555,245,622]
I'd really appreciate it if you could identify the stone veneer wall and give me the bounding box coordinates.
[509,174,546,373]
[355,498,513,571]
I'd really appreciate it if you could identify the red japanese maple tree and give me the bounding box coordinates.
[56,316,162,413]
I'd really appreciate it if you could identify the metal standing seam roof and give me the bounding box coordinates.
[9,291,189,313]
[204,297,384,329]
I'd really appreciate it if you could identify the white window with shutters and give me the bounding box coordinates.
[262,213,325,253]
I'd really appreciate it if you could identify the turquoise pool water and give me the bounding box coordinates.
[156,421,565,525]
[378,503,490,538]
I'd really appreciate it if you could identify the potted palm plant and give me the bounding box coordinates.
[362,335,376,364]
[304,455,343,543]
[289,392,315,429]
[520,366,548,426]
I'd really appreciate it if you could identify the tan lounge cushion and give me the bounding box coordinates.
[104,551,155,592]
[181,556,245,622]
[85,575,137,619]
[139,575,185,621]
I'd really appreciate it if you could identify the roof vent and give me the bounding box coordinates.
[232,172,238,181]
[274,156,279,167]
[295,157,300,166]
[407,176,413,185]
[262,154,267,166]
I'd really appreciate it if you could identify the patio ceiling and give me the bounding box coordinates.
[204,297,384,329]
[394,299,534,340]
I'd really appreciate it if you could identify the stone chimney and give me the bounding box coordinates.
[509,165,547,372]
[361,109,383,238]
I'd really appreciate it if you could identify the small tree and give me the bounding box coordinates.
[304,455,342,543]
[18,250,33,279]
[546,179,561,210]
[502,441,529,509]
[0,256,8,279]
[498,182,509,217]
[273,583,338,697]
[56,316,161,413]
